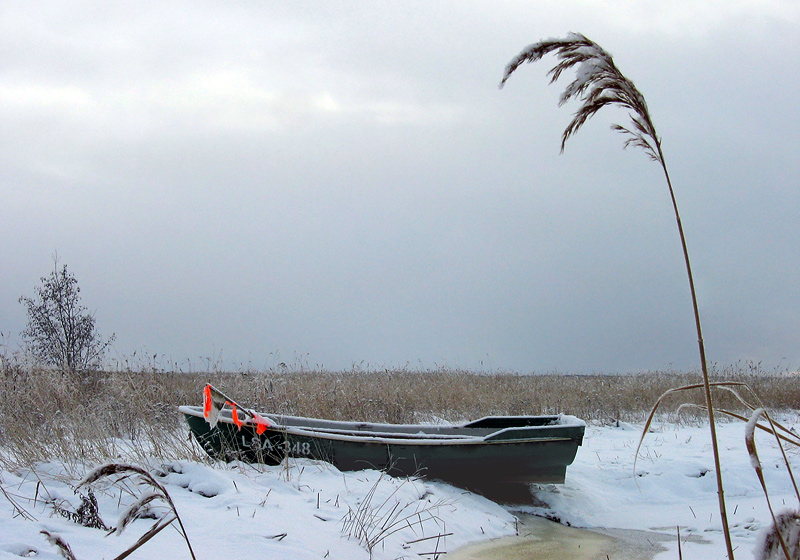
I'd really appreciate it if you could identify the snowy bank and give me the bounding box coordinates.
[0,458,515,560]
[1,416,798,559]
[525,417,800,559]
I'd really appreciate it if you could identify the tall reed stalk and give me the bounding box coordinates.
[499,33,734,559]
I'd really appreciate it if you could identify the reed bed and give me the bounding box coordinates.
[1,359,797,468]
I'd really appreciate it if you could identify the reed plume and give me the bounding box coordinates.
[500,32,734,559]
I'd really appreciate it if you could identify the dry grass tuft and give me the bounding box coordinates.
[1,357,797,469]
[77,462,196,560]
[341,472,450,559]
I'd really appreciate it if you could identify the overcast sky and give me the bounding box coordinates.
[2,1,798,373]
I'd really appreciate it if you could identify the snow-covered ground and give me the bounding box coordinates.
[531,416,800,559]
[1,416,798,559]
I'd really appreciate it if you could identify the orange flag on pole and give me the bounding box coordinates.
[252,412,272,435]
[203,385,213,418]
[229,401,243,430]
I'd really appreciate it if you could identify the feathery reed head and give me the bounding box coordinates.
[40,530,77,560]
[79,462,151,488]
[500,32,662,162]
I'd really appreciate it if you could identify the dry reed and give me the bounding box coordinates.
[499,32,737,557]
[1,359,797,469]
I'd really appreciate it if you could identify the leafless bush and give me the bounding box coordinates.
[18,261,114,374]
[50,488,110,531]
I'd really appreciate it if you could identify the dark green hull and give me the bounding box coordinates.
[180,406,584,495]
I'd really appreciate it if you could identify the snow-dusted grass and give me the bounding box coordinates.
[1,419,799,559]
[2,362,799,557]
[0,458,515,560]
[1,361,798,468]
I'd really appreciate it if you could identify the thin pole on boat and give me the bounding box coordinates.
[203,384,274,432]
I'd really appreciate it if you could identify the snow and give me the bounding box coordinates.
[1,416,798,559]
[0,458,514,559]
[526,417,800,559]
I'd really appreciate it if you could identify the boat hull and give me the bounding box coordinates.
[181,406,584,494]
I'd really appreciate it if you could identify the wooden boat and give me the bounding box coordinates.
[180,385,584,497]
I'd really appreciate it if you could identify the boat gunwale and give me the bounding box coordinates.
[179,405,583,447]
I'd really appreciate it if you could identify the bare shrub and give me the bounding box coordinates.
[50,488,110,531]
[18,261,114,375]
